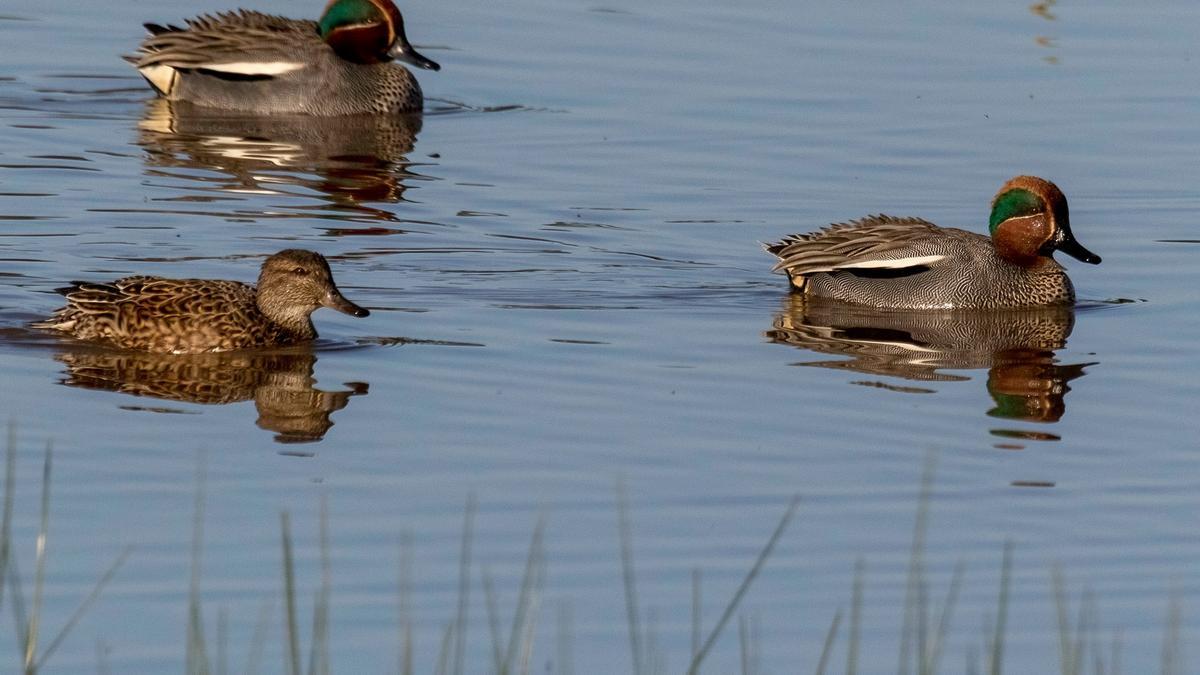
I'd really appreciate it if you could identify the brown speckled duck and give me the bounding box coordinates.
[33,249,369,354]
[765,176,1102,309]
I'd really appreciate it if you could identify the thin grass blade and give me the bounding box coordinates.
[925,559,965,674]
[187,452,209,675]
[1052,565,1071,675]
[739,615,749,675]
[686,495,799,675]
[988,541,1012,675]
[482,569,503,673]
[96,637,110,675]
[1161,594,1181,675]
[35,546,132,669]
[814,609,842,675]
[503,516,546,673]
[0,422,17,613]
[453,495,476,675]
[434,622,453,675]
[218,608,228,675]
[309,495,331,675]
[691,569,702,668]
[9,553,30,666]
[24,443,52,674]
[900,453,936,675]
[397,532,413,675]
[616,480,643,675]
[556,600,573,675]
[516,554,544,675]
[1072,590,1088,675]
[281,512,301,675]
[847,558,863,675]
[306,590,327,675]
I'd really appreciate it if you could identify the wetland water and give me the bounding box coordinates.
[0,0,1198,671]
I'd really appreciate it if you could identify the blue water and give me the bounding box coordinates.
[1,0,1199,672]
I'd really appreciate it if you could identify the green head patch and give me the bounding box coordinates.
[319,0,384,38]
[988,188,1045,235]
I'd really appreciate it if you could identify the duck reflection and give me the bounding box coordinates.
[136,99,424,219]
[766,295,1093,423]
[51,346,367,443]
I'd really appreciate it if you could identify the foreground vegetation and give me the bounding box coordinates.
[0,430,1185,673]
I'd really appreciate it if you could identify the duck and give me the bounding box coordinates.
[125,0,440,115]
[764,176,1102,309]
[33,249,369,354]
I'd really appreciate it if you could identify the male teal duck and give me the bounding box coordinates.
[33,250,369,354]
[764,176,1102,309]
[126,0,440,115]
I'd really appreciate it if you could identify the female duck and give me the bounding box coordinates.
[34,250,369,354]
[126,0,440,115]
[765,176,1102,309]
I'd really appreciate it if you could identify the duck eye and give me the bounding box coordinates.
[291,266,309,276]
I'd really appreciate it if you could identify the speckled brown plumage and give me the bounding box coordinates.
[765,176,1102,310]
[33,249,369,354]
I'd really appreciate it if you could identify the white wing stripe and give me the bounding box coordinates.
[201,62,306,76]
[837,254,946,270]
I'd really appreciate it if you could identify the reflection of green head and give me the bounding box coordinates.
[987,391,1032,420]
[988,188,1044,235]
[318,0,385,39]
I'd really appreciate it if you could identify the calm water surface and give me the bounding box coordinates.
[1,0,1198,671]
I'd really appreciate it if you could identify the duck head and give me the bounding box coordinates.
[257,249,369,335]
[988,175,1101,267]
[318,0,441,70]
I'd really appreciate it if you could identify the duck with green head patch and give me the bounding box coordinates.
[126,0,440,115]
[764,176,1102,309]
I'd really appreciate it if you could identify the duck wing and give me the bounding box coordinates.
[42,277,254,322]
[126,11,322,88]
[765,215,953,276]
